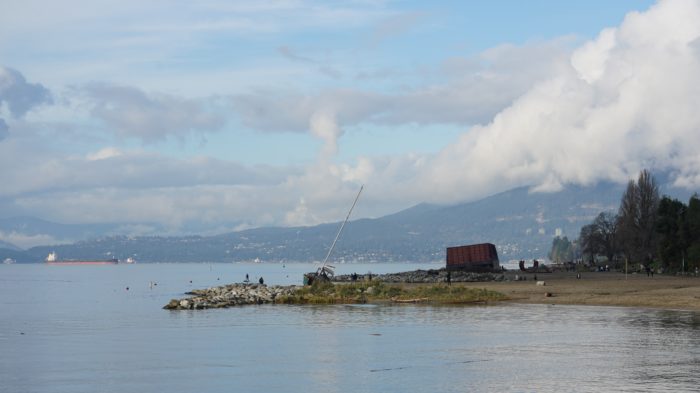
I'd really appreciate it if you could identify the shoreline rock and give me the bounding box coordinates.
[164,269,506,310]
[164,283,300,310]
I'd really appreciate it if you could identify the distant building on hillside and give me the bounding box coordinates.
[446,243,500,271]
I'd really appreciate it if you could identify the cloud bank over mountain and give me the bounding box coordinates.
[420,0,700,201]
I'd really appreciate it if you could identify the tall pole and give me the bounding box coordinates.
[625,256,628,280]
[321,185,364,268]
[683,254,685,275]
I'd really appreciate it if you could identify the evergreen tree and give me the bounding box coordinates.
[684,194,700,271]
[655,196,687,270]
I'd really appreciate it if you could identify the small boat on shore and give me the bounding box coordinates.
[45,252,118,265]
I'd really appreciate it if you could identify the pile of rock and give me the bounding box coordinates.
[332,269,505,283]
[163,283,300,310]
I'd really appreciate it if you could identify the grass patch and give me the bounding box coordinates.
[274,280,507,305]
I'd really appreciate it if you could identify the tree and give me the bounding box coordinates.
[579,223,597,264]
[655,196,687,270]
[617,180,638,260]
[549,236,575,263]
[616,169,660,264]
[684,194,700,271]
[593,212,618,265]
[578,212,619,266]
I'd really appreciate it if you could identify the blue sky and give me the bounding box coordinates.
[3,0,700,247]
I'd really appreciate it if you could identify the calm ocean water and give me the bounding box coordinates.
[2,262,700,393]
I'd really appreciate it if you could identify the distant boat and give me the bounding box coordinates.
[3,258,16,264]
[125,257,136,264]
[45,252,118,265]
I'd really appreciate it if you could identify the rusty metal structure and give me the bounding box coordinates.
[446,243,500,271]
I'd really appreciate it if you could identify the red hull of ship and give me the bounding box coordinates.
[46,260,118,265]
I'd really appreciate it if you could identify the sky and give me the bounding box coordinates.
[3,0,700,246]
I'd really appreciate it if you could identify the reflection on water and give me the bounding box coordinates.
[1,264,699,393]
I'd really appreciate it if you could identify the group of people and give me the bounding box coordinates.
[645,265,655,277]
[243,273,264,285]
[350,272,372,281]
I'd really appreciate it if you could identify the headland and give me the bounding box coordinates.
[163,269,700,311]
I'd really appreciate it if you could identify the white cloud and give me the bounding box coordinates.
[3,0,700,236]
[570,28,616,84]
[81,84,225,142]
[411,0,700,203]
[86,147,123,161]
[285,197,319,227]
[0,231,61,249]
[309,110,343,159]
[0,142,291,198]
[230,38,572,133]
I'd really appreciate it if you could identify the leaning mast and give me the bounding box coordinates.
[319,184,364,273]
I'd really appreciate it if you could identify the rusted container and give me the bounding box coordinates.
[446,243,499,271]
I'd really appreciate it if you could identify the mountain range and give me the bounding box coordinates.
[1,181,693,263]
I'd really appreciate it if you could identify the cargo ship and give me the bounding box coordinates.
[45,252,119,265]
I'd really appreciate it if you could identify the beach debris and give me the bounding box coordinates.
[391,297,430,303]
[536,281,546,286]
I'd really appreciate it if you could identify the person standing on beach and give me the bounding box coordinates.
[446,271,451,286]
[259,276,264,285]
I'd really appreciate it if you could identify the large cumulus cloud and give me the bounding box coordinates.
[224,0,700,219]
[414,0,700,204]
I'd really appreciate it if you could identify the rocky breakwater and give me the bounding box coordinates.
[333,268,505,283]
[163,283,300,310]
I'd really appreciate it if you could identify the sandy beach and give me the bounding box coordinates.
[458,271,700,311]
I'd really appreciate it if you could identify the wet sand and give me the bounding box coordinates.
[458,271,700,311]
